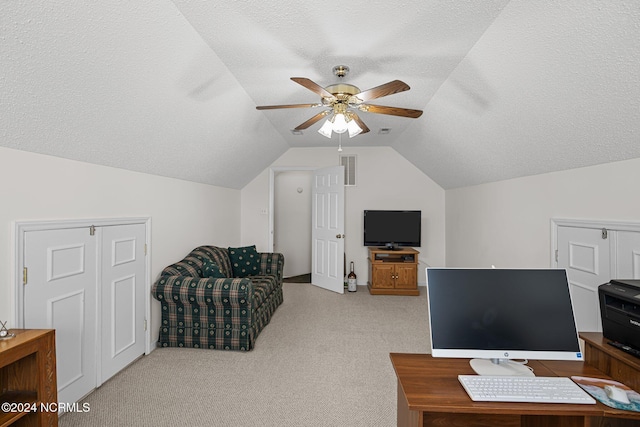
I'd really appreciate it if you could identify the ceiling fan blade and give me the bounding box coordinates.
[294,110,331,130]
[352,80,410,103]
[291,77,335,99]
[350,113,370,134]
[360,104,423,119]
[256,103,320,110]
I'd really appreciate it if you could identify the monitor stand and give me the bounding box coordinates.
[470,358,535,377]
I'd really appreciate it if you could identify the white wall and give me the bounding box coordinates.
[241,147,446,285]
[0,147,241,337]
[274,170,312,278]
[446,157,640,268]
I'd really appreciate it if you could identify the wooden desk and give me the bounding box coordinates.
[390,353,640,427]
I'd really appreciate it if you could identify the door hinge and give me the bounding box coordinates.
[89,225,96,236]
[144,244,147,256]
[555,250,558,263]
[144,319,147,331]
[601,228,608,239]
[23,267,28,285]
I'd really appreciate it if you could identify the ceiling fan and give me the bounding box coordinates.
[256,65,423,138]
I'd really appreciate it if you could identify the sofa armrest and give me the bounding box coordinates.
[152,275,253,307]
[257,252,285,282]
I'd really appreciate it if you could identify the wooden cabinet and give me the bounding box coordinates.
[367,247,419,296]
[580,332,640,393]
[0,329,58,427]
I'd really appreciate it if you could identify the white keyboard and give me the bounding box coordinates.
[458,375,596,404]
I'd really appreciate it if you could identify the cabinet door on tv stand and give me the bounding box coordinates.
[372,264,395,288]
[395,265,417,289]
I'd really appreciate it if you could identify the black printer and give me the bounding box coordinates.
[599,279,640,356]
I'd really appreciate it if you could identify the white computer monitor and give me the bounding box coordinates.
[426,268,583,376]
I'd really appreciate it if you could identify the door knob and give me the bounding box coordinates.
[336,234,345,238]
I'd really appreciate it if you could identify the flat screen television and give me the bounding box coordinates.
[426,268,583,376]
[363,210,421,249]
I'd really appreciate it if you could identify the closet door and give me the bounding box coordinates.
[614,231,640,279]
[556,226,610,333]
[24,227,98,406]
[99,223,146,383]
[21,219,149,406]
[555,220,640,333]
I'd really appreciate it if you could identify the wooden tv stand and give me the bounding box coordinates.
[367,247,419,296]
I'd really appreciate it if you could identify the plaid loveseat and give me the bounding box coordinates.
[152,245,284,351]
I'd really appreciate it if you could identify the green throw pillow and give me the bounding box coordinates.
[228,245,260,277]
[201,258,225,279]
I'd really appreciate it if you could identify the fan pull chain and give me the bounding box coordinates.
[338,132,343,152]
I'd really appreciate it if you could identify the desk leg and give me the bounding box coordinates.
[397,381,420,427]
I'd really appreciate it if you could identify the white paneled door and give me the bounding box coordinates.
[556,226,610,333]
[555,220,640,333]
[22,221,147,406]
[614,231,640,279]
[24,227,98,406]
[100,223,146,384]
[311,165,345,294]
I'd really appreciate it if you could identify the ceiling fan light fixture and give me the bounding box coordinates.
[318,119,333,138]
[332,113,348,134]
[347,119,362,138]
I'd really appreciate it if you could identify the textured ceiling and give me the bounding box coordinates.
[1,1,639,189]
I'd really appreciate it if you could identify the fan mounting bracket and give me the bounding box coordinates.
[332,65,349,78]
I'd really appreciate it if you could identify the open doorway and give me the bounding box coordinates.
[273,169,312,282]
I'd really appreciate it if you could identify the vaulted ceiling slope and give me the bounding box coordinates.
[1,1,639,190]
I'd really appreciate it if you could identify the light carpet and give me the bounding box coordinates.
[59,283,430,427]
